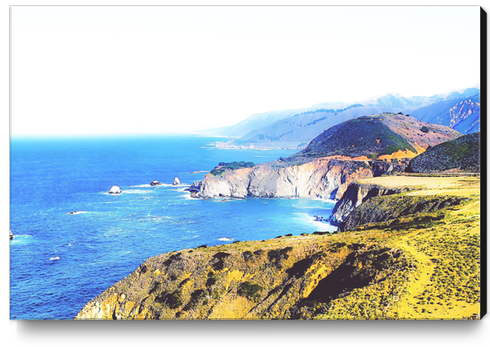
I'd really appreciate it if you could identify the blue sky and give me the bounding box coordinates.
[10,6,480,137]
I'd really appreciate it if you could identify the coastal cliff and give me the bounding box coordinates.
[194,157,405,200]
[75,176,480,320]
[329,182,408,226]
[330,176,479,232]
[194,114,459,200]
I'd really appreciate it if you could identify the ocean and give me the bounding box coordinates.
[9,135,336,320]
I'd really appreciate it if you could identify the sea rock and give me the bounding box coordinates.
[150,181,161,186]
[187,181,201,192]
[109,186,122,194]
[329,183,407,226]
[10,230,13,240]
[173,177,181,186]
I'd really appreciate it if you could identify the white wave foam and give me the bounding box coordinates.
[293,205,334,210]
[295,212,336,232]
[49,257,60,261]
[122,189,153,194]
[178,194,196,201]
[175,186,191,191]
[130,184,152,188]
[10,234,32,244]
[218,237,234,241]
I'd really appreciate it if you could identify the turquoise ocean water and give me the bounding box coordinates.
[9,135,335,320]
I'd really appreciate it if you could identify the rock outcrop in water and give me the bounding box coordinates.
[173,177,181,186]
[10,230,13,240]
[109,186,122,194]
[150,181,161,186]
[185,181,202,197]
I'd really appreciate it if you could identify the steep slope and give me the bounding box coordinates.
[75,176,480,320]
[411,94,480,134]
[193,115,460,200]
[295,114,459,160]
[406,132,480,173]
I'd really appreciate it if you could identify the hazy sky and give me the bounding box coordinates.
[11,6,480,137]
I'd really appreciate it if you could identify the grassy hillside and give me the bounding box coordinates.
[76,175,480,320]
[407,132,480,173]
[295,114,459,160]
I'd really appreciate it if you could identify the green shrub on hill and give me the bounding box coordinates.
[407,132,480,173]
[210,161,255,176]
[298,116,416,158]
[237,281,264,302]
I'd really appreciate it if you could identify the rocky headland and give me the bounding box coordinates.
[192,114,460,200]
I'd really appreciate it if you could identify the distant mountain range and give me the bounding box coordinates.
[410,94,480,134]
[208,87,479,150]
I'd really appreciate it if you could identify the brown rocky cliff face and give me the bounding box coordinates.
[194,157,406,200]
[329,183,407,226]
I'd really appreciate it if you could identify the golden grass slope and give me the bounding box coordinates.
[75,176,480,320]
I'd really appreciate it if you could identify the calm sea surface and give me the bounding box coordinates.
[10,135,335,320]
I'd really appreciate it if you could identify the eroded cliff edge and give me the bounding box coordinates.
[329,182,409,226]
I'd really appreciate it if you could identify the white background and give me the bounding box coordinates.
[9,5,480,137]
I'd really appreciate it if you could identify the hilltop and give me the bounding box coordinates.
[219,106,414,150]
[294,113,460,161]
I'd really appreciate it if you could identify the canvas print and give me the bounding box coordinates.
[10,6,482,320]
